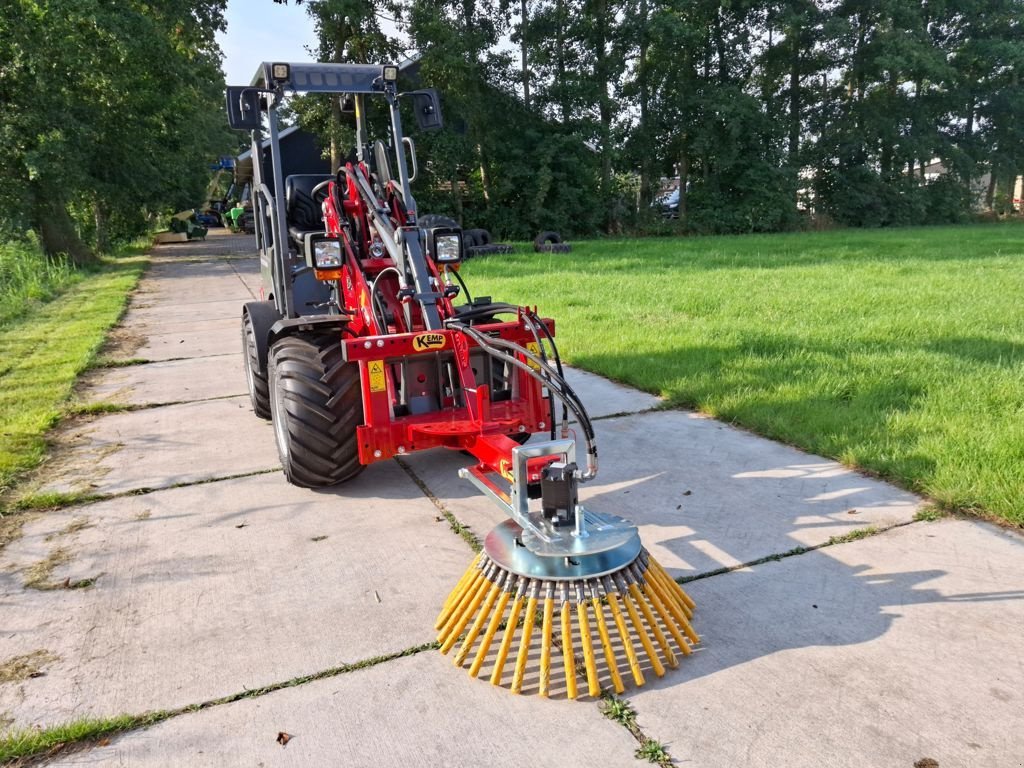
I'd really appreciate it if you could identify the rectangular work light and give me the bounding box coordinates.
[304,234,343,271]
[427,227,464,264]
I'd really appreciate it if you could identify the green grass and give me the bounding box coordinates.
[0,713,171,763]
[0,240,77,327]
[463,222,1024,526]
[0,255,146,502]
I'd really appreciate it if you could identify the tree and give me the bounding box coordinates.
[0,1,232,262]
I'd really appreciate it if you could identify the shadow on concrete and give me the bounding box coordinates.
[631,545,1024,692]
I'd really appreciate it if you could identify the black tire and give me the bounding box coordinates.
[464,228,491,248]
[269,333,365,488]
[242,311,271,420]
[533,231,562,251]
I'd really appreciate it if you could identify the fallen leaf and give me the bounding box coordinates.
[97,738,111,747]
[61,577,71,588]
[235,523,246,529]
[276,732,292,746]
[683,490,692,496]
[676,505,682,510]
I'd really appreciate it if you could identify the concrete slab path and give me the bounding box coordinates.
[2,230,1022,768]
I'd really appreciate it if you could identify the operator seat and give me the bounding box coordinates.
[284,174,332,252]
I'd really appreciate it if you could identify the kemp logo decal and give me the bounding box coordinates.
[412,332,446,351]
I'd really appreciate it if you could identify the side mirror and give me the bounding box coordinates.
[410,89,443,132]
[225,87,262,130]
[340,94,356,114]
[304,233,344,274]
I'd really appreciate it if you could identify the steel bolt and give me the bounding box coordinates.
[538,421,546,429]
[376,339,384,348]
[373,449,382,458]
[363,340,372,349]
[397,445,406,454]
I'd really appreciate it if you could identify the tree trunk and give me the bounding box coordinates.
[678,144,689,221]
[476,144,492,204]
[788,20,801,163]
[93,196,109,254]
[985,172,997,211]
[34,183,94,266]
[594,0,614,230]
[520,0,530,108]
[450,168,463,223]
[637,0,651,210]
[329,24,350,171]
[713,6,727,84]
[556,0,567,121]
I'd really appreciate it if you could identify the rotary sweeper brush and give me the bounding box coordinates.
[227,61,699,698]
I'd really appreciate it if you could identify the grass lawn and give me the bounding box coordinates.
[0,255,147,507]
[462,222,1024,526]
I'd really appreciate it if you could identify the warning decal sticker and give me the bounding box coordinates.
[368,360,386,392]
[526,341,541,370]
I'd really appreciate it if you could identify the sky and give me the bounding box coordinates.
[217,2,317,86]
[216,2,413,86]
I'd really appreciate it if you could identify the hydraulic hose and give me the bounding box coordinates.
[448,320,599,480]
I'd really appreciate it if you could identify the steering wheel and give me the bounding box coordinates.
[311,179,332,206]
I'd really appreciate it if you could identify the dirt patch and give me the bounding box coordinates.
[98,325,147,361]
[23,546,71,589]
[45,516,92,542]
[17,420,122,499]
[0,650,59,685]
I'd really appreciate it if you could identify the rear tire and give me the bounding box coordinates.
[242,312,271,420]
[269,333,365,488]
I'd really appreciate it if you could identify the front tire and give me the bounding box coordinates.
[269,333,365,488]
[242,311,271,420]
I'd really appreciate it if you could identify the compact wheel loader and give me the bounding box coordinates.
[226,61,698,698]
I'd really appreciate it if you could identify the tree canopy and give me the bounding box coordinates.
[0,1,233,262]
[282,0,1024,236]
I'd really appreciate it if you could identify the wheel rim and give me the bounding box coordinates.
[243,325,258,403]
[271,365,290,464]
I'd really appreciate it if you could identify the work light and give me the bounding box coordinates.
[382,65,398,82]
[304,234,343,271]
[312,238,342,269]
[271,62,290,82]
[428,228,463,264]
